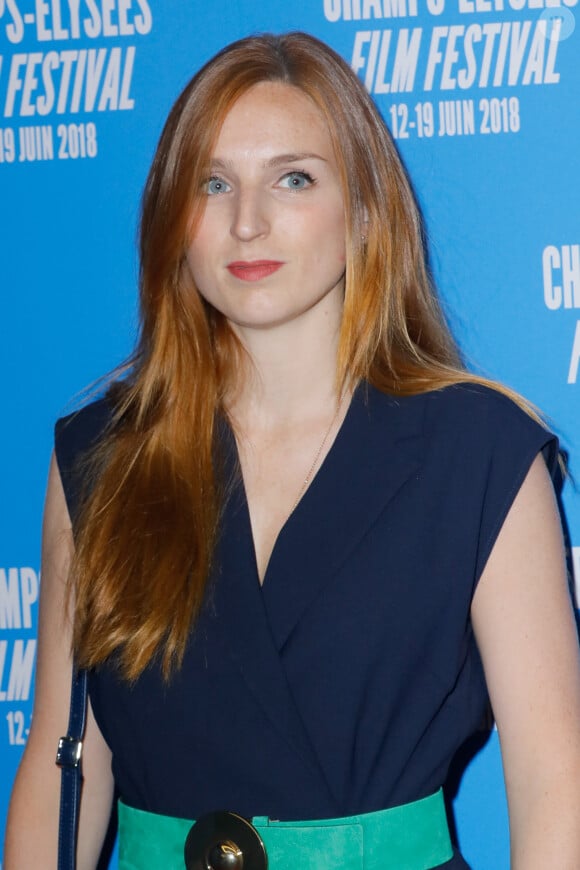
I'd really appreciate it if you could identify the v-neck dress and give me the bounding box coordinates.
[55,382,558,867]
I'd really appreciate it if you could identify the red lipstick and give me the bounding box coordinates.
[227,260,283,281]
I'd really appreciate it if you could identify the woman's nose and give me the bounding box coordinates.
[230,187,269,241]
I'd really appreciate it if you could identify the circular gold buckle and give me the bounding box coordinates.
[184,810,268,869]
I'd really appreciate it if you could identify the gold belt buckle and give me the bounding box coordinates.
[184,810,268,869]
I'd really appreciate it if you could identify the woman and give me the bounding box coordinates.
[5,31,580,869]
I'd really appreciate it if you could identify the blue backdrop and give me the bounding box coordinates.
[1,2,578,867]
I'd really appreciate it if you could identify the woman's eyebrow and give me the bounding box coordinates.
[264,152,328,167]
[209,152,327,171]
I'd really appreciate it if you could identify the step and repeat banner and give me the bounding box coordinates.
[1,1,578,867]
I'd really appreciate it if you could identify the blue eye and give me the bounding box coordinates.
[279,171,315,190]
[205,176,230,195]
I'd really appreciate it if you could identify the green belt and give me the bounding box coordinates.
[118,789,453,869]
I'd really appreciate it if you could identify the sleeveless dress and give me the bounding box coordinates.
[55,382,558,868]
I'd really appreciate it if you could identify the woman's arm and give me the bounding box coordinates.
[4,453,114,870]
[472,453,580,868]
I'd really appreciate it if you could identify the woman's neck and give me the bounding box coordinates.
[223,307,352,584]
[227,306,344,432]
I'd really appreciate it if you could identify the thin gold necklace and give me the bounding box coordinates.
[288,393,346,517]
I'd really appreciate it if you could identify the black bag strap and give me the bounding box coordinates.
[55,667,88,870]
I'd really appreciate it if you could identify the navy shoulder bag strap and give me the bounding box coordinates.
[55,667,88,870]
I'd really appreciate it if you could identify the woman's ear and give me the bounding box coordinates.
[361,207,369,242]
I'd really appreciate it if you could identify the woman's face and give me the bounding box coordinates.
[185,81,347,337]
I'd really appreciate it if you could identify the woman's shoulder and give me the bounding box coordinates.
[374,380,559,474]
[421,380,538,426]
[415,381,550,437]
[55,395,115,464]
[54,395,116,526]
[422,381,558,477]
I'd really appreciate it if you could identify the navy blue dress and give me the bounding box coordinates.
[55,383,558,868]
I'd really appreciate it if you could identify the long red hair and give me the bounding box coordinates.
[71,32,530,680]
